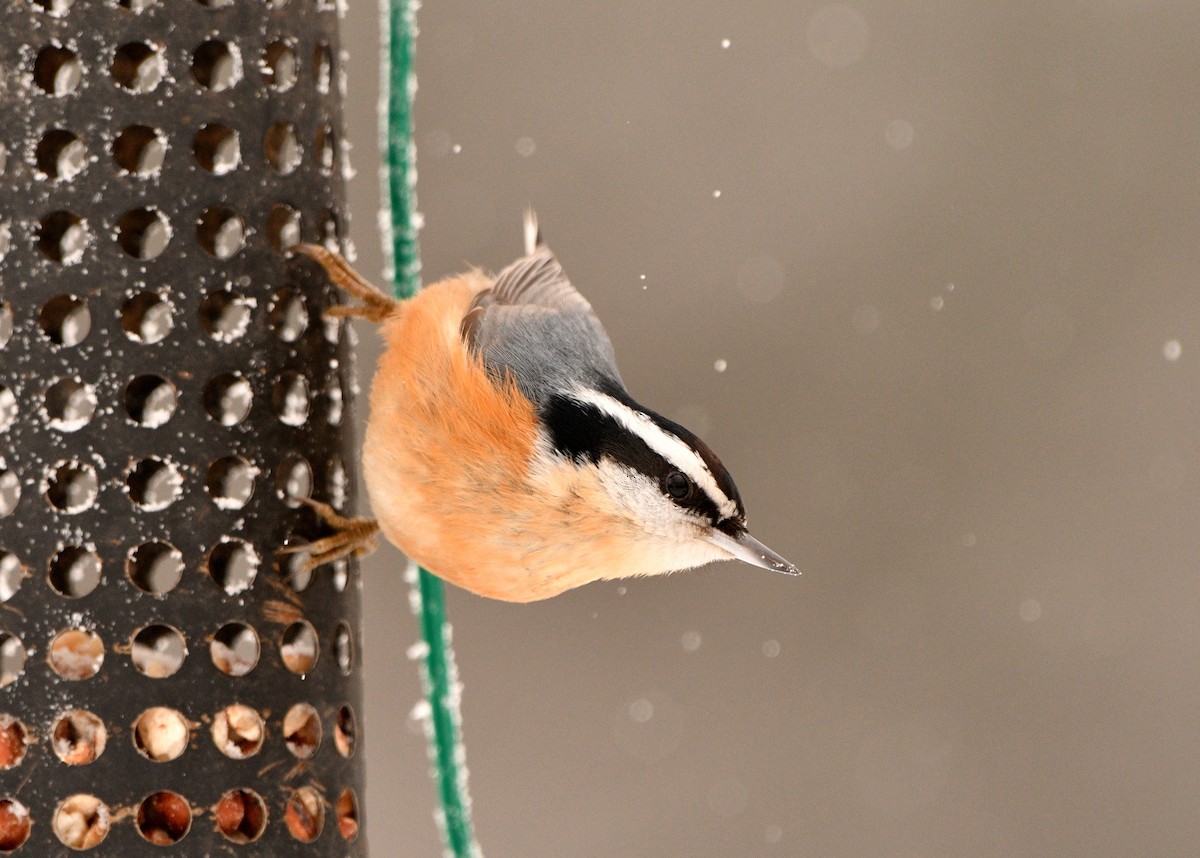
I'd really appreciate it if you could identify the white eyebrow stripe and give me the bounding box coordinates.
[572,388,738,519]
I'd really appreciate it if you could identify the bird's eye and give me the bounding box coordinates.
[664,471,692,500]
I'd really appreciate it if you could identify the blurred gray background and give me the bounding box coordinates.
[343,2,1200,856]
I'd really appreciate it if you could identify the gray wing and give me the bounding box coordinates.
[462,232,623,409]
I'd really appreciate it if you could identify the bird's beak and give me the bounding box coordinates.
[706,530,800,576]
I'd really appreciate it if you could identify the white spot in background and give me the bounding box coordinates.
[616,585,627,596]
[736,254,785,304]
[1163,339,1182,361]
[765,825,783,844]
[852,303,880,334]
[720,38,731,49]
[885,119,914,150]
[628,698,654,723]
[613,692,683,761]
[706,778,748,817]
[946,282,955,291]
[713,359,728,373]
[930,295,945,312]
[1020,598,1042,622]
[712,189,722,198]
[762,639,780,658]
[681,631,702,653]
[807,4,870,69]
[962,532,976,548]
[451,143,462,154]
[515,136,536,157]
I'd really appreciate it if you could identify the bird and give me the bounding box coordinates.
[283,211,798,602]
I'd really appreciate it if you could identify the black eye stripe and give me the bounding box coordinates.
[542,394,724,524]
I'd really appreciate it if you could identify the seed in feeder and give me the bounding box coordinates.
[134,707,189,761]
[136,791,191,845]
[284,787,324,843]
[48,627,103,680]
[281,620,318,674]
[0,799,30,851]
[283,703,321,758]
[51,710,107,765]
[212,704,264,759]
[53,795,109,849]
[216,788,267,844]
[0,716,28,769]
[336,789,359,841]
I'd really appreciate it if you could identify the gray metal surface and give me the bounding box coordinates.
[0,0,365,853]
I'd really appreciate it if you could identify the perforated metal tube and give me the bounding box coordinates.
[0,0,365,852]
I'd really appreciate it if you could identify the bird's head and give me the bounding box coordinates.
[538,384,798,580]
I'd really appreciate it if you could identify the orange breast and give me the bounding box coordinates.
[361,275,557,600]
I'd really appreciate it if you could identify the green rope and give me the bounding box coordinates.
[381,1,481,854]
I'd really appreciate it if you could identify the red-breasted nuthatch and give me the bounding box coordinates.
[286,212,797,602]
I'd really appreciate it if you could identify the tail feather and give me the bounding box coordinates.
[523,207,542,256]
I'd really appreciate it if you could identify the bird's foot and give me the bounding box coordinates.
[280,498,382,571]
[291,243,397,323]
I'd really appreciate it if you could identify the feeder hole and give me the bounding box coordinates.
[211,704,265,759]
[0,472,19,519]
[199,291,253,342]
[126,540,183,594]
[126,457,182,511]
[334,621,353,675]
[284,787,324,843]
[197,206,245,259]
[44,377,97,431]
[0,389,14,433]
[264,122,301,174]
[39,295,90,345]
[48,628,103,680]
[48,545,101,598]
[281,620,318,674]
[37,210,89,265]
[112,125,166,177]
[216,789,267,844]
[262,40,297,91]
[124,374,177,427]
[283,702,321,759]
[267,204,302,252]
[35,128,86,181]
[130,624,186,678]
[111,42,164,93]
[0,553,22,602]
[314,123,335,174]
[45,460,99,514]
[336,788,359,842]
[207,538,259,595]
[0,636,24,688]
[120,291,175,343]
[193,123,240,174]
[205,455,256,510]
[192,40,241,91]
[0,717,28,770]
[133,707,189,761]
[34,45,82,97]
[273,371,310,426]
[117,207,172,259]
[312,42,332,94]
[210,622,260,676]
[53,795,109,849]
[136,791,191,845]
[275,453,312,508]
[0,799,31,852]
[51,710,107,765]
[334,705,356,757]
